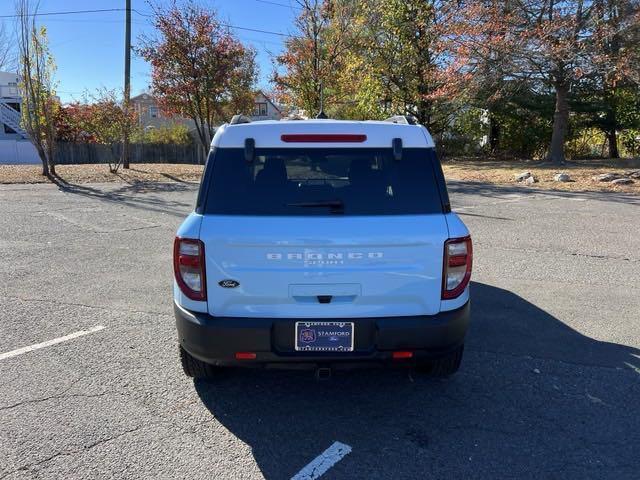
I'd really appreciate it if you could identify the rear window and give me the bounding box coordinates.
[202,147,445,216]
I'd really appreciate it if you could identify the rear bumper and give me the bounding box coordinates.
[175,301,470,368]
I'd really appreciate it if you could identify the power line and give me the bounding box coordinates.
[0,6,299,40]
[221,23,295,38]
[133,9,298,39]
[250,0,302,10]
[0,8,125,19]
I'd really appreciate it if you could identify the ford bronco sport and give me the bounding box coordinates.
[174,116,471,378]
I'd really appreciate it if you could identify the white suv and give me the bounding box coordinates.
[173,116,471,378]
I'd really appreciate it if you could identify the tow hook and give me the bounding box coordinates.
[315,367,332,381]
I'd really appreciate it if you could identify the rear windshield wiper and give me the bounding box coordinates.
[286,200,345,212]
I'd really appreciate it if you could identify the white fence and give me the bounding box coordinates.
[0,140,41,165]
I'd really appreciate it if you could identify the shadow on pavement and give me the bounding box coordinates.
[447,179,640,206]
[194,282,640,479]
[48,175,196,217]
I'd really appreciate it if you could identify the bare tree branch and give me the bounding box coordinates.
[0,21,17,72]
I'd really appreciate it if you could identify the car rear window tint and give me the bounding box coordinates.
[202,147,445,216]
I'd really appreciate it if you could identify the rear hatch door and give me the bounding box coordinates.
[199,145,448,318]
[201,215,447,318]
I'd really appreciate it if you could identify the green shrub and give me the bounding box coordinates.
[620,129,640,157]
[565,128,607,159]
[438,107,488,158]
[133,124,193,145]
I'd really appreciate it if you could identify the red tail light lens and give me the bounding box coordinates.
[392,351,413,359]
[442,236,472,300]
[174,238,206,301]
[235,352,257,360]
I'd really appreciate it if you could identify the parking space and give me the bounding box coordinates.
[1,180,639,479]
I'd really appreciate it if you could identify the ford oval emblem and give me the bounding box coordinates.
[218,279,240,288]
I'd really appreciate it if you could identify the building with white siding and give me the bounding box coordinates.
[0,71,40,164]
[0,71,28,140]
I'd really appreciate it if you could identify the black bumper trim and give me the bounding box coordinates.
[175,301,470,366]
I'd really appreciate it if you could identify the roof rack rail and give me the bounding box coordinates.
[383,115,419,125]
[230,114,252,125]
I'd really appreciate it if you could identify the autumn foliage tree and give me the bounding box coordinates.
[276,0,639,161]
[453,0,640,163]
[583,0,640,157]
[17,0,58,176]
[274,0,471,133]
[273,0,355,117]
[138,1,257,154]
[55,90,138,172]
[343,0,469,133]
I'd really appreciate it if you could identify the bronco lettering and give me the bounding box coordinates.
[266,252,384,261]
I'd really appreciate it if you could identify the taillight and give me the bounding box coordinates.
[392,351,413,359]
[442,236,472,299]
[280,134,367,143]
[173,238,207,301]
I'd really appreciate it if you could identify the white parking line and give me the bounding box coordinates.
[290,441,352,480]
[0,325,106,361]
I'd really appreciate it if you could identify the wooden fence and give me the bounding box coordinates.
[55,142,206,165]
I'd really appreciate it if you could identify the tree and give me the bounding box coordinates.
[458,0,640,163]
[17,0,58,176]
[54,103,95,143]
[86,91,138,172]
[275,1,471,134]
[446,1,520,153]
[137,1,257,155]
[132,124,193,145]
[272,0,355,117]
[0,22,16,71]
[573,82,640,157]
[55,90,139,172]
[343,1,470,134]
[581,0,640,157]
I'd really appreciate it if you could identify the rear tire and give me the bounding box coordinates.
[416,344,464,377]
[179,345,218,379]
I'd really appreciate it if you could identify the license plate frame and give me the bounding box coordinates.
[295,321,354,352]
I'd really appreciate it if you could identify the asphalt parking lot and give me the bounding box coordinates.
[1,179,639,480]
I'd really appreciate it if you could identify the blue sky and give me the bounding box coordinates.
[0,0,298,103]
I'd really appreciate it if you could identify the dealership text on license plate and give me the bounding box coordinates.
[295,322,354,352]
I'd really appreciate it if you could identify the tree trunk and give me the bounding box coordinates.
[548,82,569,164]
[191,116,209,160]
[46,140,56,177]
[200,143,208,165]
[35,142,49,177]
[488,110,500,154]
[607,128,619,159]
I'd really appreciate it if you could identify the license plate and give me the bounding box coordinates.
[295,322,354,352]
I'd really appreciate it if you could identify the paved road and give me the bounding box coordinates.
[0,180,639,480]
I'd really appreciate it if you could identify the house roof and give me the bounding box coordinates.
[130,93,154,103]
[255,90,282,114]
[131,91,282,115]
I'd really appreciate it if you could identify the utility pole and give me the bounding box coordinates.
[122,0,131,169]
